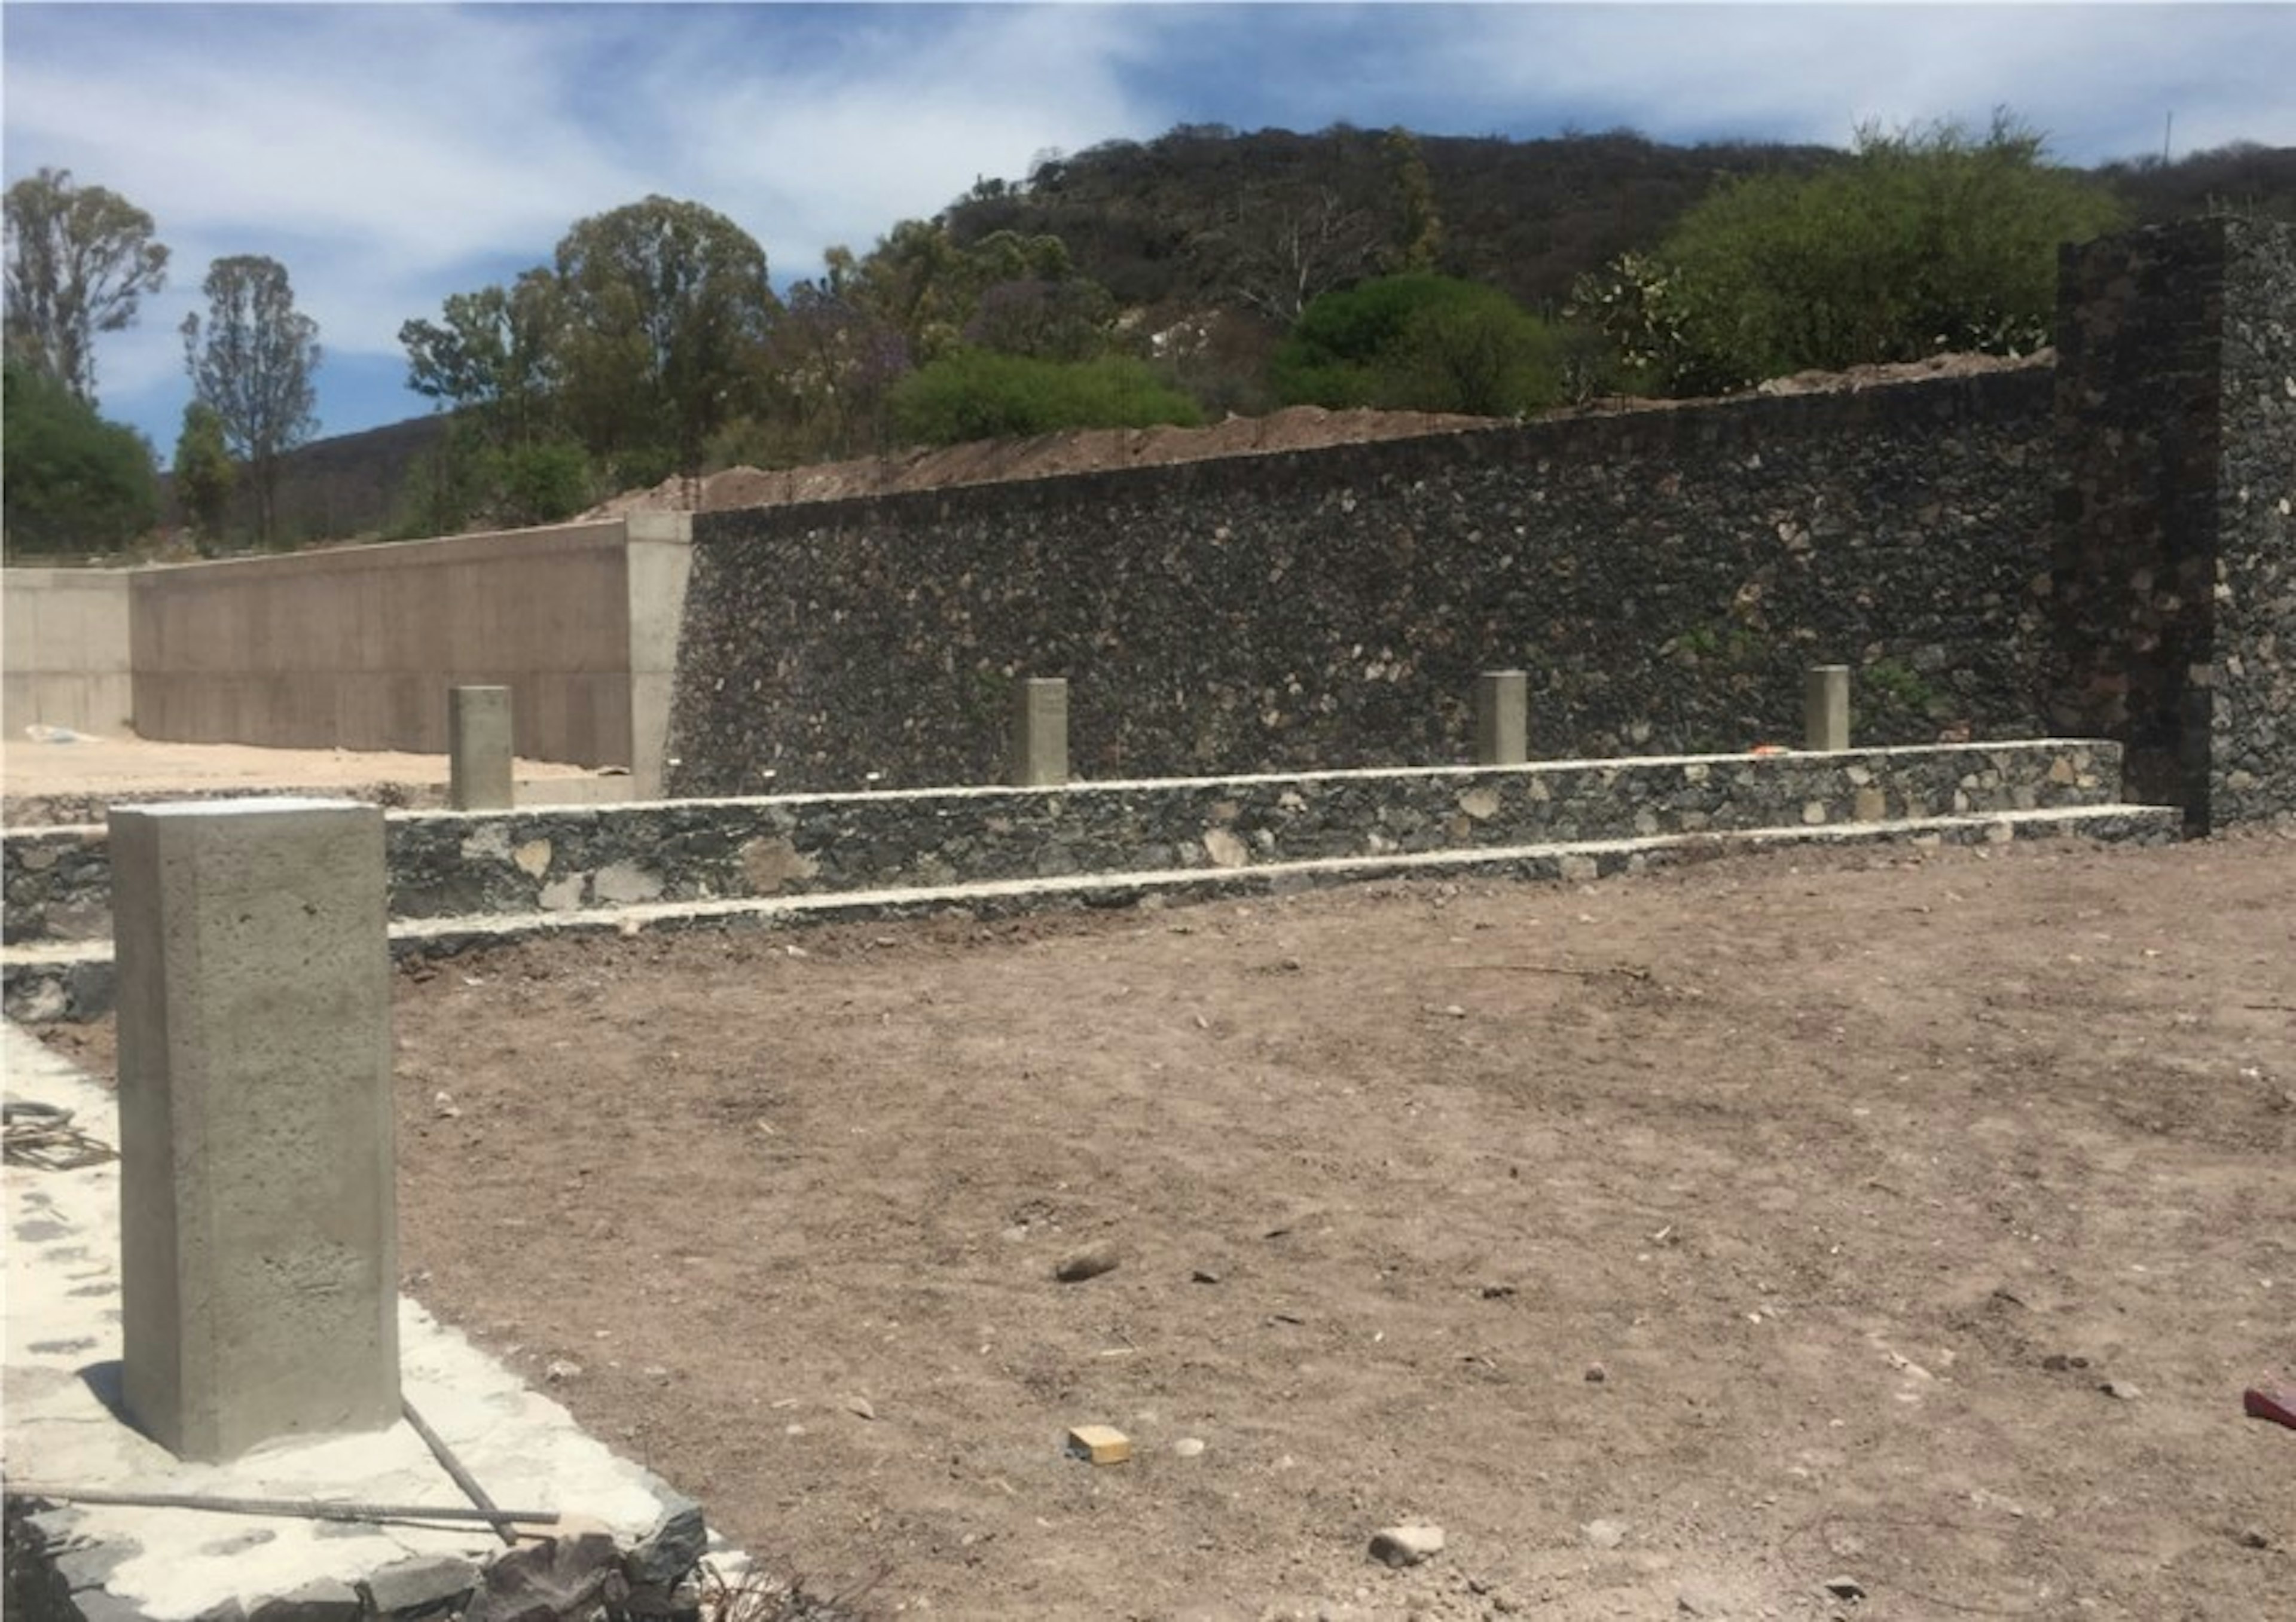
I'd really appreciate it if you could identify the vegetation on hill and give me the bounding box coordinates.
[10,120,2290,557]
[1572,117,2130,395]
[2,358,160,559]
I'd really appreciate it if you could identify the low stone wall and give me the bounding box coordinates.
[2,741,2127,944]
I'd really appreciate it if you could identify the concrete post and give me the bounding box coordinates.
[110,798,399,1462]
[1805,665,1851,752]
[1011,677,1069,787]
[1474,670,1529,766]
[448,685,514,810]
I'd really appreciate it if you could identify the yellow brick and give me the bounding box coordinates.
[1067,1424,1132,1465]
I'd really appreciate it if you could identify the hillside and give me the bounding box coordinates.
[254,126,2296,546]
[945,126,1847,315]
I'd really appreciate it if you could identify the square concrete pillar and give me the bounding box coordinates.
[1011,677,1068,787]
[110,798,400,1462]
[448,685,515,811]
[1805,665,1851,752]
[1474,670,1528,766]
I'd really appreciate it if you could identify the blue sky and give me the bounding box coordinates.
[6,2,2292,461]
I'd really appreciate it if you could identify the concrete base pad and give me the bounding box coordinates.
[2,1028,741,1622]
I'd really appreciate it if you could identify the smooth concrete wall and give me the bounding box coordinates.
[122,517,691,784]
[2,568,135,737]
[624,512,697,798]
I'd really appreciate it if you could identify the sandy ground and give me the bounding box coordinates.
[37,829,2296,1621]
[2,734,614,824]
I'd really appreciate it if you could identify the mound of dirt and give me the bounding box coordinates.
[582,353,2054,522]
[581,405,1501,521]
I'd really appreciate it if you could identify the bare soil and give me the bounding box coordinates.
[1,737,610,826]
[38,830,2296,1621]
[581,406,1504,521]
[581,357,2050,523]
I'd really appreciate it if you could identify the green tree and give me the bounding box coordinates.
[399,268,564,450]
[181,254,320,546]
[1274,273,1561,416]
[889,350,1202,447]
[829,219,1079,364]
[170,399,237,548]
[1584,114,2127,393]
[1382,127,1443,274]
[552,196,778,484]
[399,268,593,529]
[3,167,170,403]
[2,358,159,557]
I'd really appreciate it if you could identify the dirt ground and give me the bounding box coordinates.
[36,829,2296,1621]
[1,735,609,824]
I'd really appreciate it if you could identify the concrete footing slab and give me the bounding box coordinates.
[2,1027,746,1622]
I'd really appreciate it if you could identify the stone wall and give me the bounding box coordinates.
[2048,216,2296,828]
[2,742,2125,944]
[2213,219,2296,826]
[671,371,2058,796]
[668,219,2295,829]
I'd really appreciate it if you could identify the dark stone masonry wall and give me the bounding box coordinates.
[2213,219,2296,826]
[671,371,2059,796]
[667,218,2295,830]
[2,743,2124,943]
[2049,216,2296,829]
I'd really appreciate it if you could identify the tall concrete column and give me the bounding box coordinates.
[1011,677,1069,787]
[1474,670,1528,766]
[1805,665,1851,752]
[111,798,400,1463]
[448,685,514,810]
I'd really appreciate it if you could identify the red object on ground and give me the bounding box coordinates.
[2243,1379,2296,1429]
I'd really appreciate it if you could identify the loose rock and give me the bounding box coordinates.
[1067,1424,1132,1464]
[1367,1525,1445,1568]
[624,1494,707,1589]
[1055,1243,1120,1283]
[1580,1519,1628,1550]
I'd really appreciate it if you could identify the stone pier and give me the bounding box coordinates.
[448,686,514,811]
[1805,665,1851,753]
[1475,670,1528,766]
[1012,677,1069,787]
[110,798,399,1462]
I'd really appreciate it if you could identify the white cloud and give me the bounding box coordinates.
[1290,5,2296,162]
[6,1,2288,446]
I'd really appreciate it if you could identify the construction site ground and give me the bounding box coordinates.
[35,823,2296,1621]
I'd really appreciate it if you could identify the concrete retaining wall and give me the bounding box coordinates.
[2,740,2127,945]
[2,569,133,737]
[2,514,692,794]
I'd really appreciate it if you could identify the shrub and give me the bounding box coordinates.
[2,359,160,557]
[890,350,1202,445]
[1577,114,2127,394]
[1274,274,1561,416]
